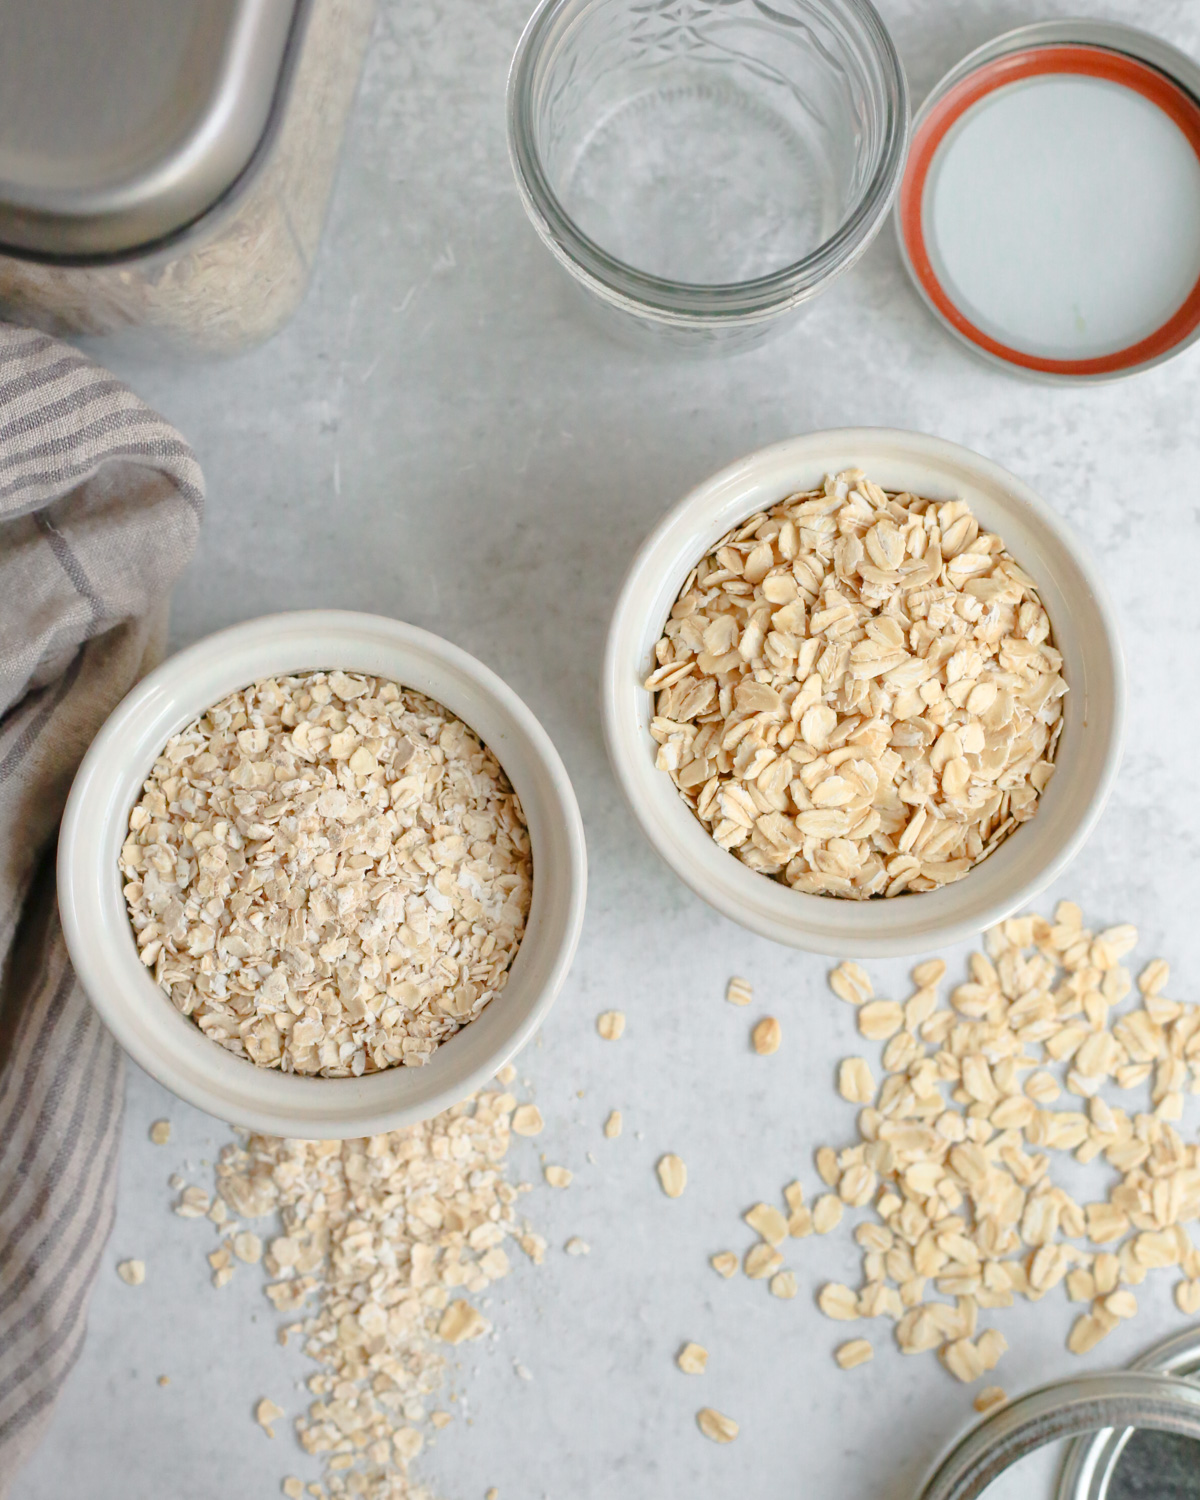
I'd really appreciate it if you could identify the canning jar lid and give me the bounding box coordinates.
[1055,1326,1200,1500]
[896,20,1200,382]
[0,0,304,260]
[917,1331,1200,1500]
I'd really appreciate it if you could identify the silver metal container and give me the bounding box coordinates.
[916,1330,1200,1500]
[1055,1327,1200,1500]
[0,0,375,353]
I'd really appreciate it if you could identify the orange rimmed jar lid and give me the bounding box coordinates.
[895,20,1200,383]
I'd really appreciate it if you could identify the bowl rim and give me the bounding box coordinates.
[58,609,588,1137]
[505,0,910,321]
[602,428,1126,955]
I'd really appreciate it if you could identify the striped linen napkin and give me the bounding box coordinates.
[0,324,204,1493]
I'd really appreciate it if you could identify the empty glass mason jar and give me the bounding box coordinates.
[507,0,909,349]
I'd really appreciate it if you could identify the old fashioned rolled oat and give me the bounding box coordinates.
[121,672,532,1076]
[696,1407,738,1444]
[835,1339,874,1370]
[726,908,1200,1392]
[647,471,1065,897]
[657,1154,688,1198]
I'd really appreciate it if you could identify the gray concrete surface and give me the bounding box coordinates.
[12,1,1200,1496]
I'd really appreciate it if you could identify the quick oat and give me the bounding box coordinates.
[647,470,1065,897]
[121,672,532,1076]
[176,1089,542,1500]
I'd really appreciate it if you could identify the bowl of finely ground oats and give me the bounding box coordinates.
[603,429,1124,956]
[59,610,586,1136]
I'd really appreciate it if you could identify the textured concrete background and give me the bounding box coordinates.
[14,1,1200,1496]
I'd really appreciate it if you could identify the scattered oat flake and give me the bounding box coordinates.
[770,1270,798,1299]
[763,909,1200,1397]
[745,1243,783,1280]
[438,1300,490,1346]
[857,1000,903,1041]
[752,1017,781,1055]
[726,976,753,1007]
[486,1489,499,1500]
[232,1231,262,1264]
[174,1185,210,1218]
[941,1338,986,1384]
[838,1057,875,1104]
[520,1231,547,1264]
[677,1341,708,1374]
[564,1237,590,1256]
[697,1408,738,1444]
[974,1387,1007,1414]
[157,1375,169,1388]
[393,1427,423,1464]
[788,1205,814,1237]
[544,1165,572,1188]
[255,1398,284,1436]
[812,1194,843,1235]
[512,1104,544,1137]
[116,1259,145,1286]
[836,1339,874,1370]
[149,1120,171,1145]
[596,1010,625,1040]
[818,1283,859,1320]
[830,962,873,1005]
[711,1251,739,1278]
[1177,1281,1200,1316]
[283,1480,304,1500]
[496,1064,517,1085]
[744,1202,788,1246]
[657,1154,687,1197]
[604,1110,622,1139]
[175,1089,547,1495]
[1068,1314,1114,1356]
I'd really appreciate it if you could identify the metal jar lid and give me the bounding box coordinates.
[895,19,1200,383]
[917,1339,1200,1500]
[0,0,304,259]
[1056,1326,1200,1500]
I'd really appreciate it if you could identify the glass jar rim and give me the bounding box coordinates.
[505,0,910,322]
[919,1368,1200,1500]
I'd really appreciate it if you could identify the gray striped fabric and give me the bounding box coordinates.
[0,323,204,1494]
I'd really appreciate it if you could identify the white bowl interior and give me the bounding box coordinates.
[59,611,587,1137]
[603,429,1125,955]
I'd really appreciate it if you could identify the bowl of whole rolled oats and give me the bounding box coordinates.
[59,610,587,1136]
[602,429,1124,955]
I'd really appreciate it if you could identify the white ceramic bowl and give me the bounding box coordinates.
[59,610,587,1137]
[603,429,1125,956]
